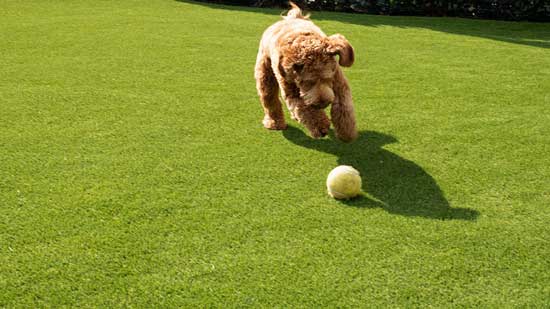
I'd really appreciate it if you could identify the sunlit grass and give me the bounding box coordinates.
[1,0,549,306]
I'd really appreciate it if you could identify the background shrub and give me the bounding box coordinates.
[202,0,550,21]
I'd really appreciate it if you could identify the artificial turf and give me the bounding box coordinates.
[1,0,549,306]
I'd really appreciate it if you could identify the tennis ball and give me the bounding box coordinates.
[326,165,362,199]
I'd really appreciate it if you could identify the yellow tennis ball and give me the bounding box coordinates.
[326,165,362,199]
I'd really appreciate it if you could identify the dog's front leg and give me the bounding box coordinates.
[331,68,358,142]
[281,84,330,138]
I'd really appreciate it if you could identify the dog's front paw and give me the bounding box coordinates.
[308,118,331,139]
[263,116,287,130]
[310,127,329,138]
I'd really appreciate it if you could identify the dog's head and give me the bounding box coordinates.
[279,33,354,108]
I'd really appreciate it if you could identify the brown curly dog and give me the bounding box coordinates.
[254,2,358,142]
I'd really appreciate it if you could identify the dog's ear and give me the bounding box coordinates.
[326,34,354,67]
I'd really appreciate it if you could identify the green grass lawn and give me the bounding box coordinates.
[1,0,550,306]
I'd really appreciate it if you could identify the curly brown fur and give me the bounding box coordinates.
[254,2,358,142]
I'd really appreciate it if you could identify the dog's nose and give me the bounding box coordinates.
[314,100,331,109]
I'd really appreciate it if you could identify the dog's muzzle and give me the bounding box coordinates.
[304,83,335,109]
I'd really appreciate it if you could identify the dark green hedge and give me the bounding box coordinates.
[201,0,550,21]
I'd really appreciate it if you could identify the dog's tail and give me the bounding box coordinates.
[284,2,309,20]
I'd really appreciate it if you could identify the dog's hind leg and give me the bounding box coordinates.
[255,54,287,130]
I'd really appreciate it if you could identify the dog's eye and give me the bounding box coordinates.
[292,63,304,73]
